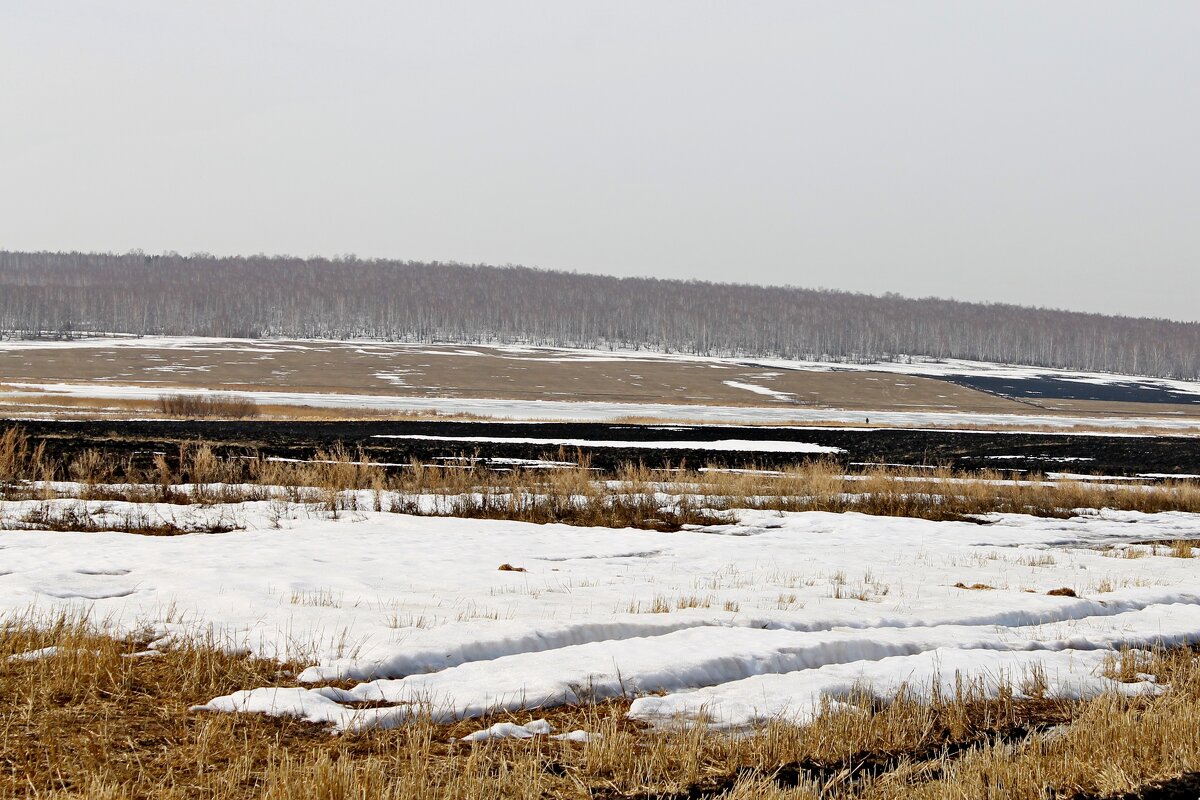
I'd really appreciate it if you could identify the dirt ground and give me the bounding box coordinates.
[12,418,1200,476]
[4,340,1198,423]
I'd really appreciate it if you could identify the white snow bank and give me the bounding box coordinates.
[458,719,596,742]
[629,647,1161,729]
[191,687,359,727]
[460,718,553,741]
[722,381,796,401]
[297,616,726,683]
[374,435,843,454]
[202,601,1200,731]
[8,647,60,662]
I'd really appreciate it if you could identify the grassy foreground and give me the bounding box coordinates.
[2,617,1199,799]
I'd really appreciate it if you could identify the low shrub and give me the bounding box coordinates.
[158,393,260,419]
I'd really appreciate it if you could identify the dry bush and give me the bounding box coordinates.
[0,426,55,499]
[67,448,114,486]
[247,443,386,512]
[1170,540,1196,559]
[158,392,260,419]
[0,426,29,484]
[178,442,244,485]
[0,426,50,486]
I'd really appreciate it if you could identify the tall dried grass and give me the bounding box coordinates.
[688,462,1200,520]
[158,392,260,419]
[0,390,490,421]
[3,426,1200,529]
[3,614,1199,799]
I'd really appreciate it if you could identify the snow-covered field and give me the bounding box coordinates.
[3,495,1199,733]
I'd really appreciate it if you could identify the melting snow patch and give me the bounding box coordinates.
[461,719,553,741]
[376,435,843,454]
[722,381,796,401]
[628,646,1165,729]
[7,647,100,662]
[7,647,63,662]
[457,719,598,742]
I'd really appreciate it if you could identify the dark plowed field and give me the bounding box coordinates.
[938,373,1200,405]
[8,419,1200,478]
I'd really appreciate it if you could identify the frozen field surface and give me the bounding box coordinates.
[3,498,1200,731]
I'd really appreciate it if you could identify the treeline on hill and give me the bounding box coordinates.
[1,250,1197,379]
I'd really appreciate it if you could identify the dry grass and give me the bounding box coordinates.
[3,615,1200,799]
[685,461,1200,521]
[1169,540,1196,559]
[0,391,166,418]
[223,449,1200,525]
[0,388,492,422]
[158,393,261,419]
[4,427,1200,530]
[0,427,51,487]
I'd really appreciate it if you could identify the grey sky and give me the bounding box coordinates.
[2,2,1197,321]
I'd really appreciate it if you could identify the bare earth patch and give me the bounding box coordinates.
[4,339,1199,432]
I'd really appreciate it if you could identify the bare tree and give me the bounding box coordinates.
[1,250,1197,379]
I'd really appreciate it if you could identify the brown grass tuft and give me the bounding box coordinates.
[1170,540,1196,559]
[158,392,260,419]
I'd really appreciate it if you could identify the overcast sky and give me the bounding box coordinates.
[2,2,1197,321]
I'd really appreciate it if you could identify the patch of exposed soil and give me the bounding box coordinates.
[1076,772,1200,800]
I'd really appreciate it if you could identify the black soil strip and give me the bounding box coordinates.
[1076,772,1200,800]
[7,419,1200,477]
[935,374,1200,406]
[591,719,1067,799]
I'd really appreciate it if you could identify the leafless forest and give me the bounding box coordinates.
[2,250,1197,379]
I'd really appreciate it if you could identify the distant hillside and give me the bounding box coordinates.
[1,250,1197,379]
